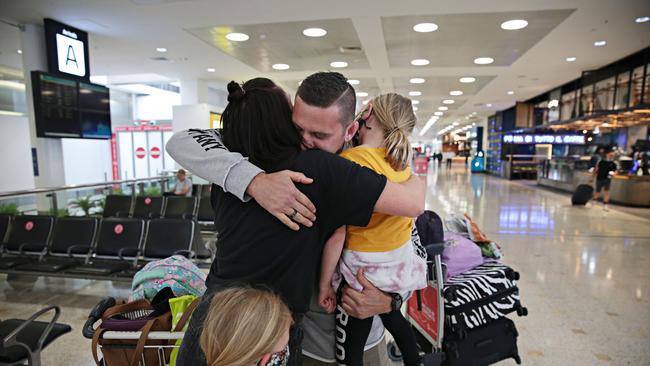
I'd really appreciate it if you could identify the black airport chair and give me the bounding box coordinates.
[163,196,197,219]
[66,218,144,275]
[0,215,11,244]
[197,196,215,223]
[131,196,163,219]
[102,195,133,218]
[15,217,99,273]
[0,216,54,270]
[0,305,71,366]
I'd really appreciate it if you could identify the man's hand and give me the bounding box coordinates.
[340,269,391,319]
[246,170,317,231]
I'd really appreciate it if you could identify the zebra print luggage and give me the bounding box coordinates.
[443,261,527,336]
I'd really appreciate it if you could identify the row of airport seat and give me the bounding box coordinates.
[0,214,211,280]
[103,193,214,222]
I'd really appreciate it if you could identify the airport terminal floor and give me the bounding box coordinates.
[1,163,648,366]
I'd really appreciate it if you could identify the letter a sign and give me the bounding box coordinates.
[56,33,86,77]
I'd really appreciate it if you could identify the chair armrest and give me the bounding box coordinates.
[67,245,93,258]
[181,213,194,220]
[18,241,43,255]
[117,247,142,261]
[173,249,196,259]
[2,305,61,352]
[114,211,129,218]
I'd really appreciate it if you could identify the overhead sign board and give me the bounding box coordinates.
[44,18,90,81]
[502,134,586,145]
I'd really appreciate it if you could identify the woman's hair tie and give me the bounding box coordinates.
[227,81,246,102]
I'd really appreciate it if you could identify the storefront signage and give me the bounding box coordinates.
[502,134,585,145]
[44,18,90,80]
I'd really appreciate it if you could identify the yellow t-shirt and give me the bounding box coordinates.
[340,146,412,252]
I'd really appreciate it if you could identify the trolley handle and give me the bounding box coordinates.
[82,297,116,339]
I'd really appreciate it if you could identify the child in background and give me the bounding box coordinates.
[200,287,293,366]
[318,93,427,366]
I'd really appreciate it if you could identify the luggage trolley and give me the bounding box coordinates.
[388,241,446,365]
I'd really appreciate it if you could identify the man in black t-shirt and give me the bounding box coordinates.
[592,150,617,210]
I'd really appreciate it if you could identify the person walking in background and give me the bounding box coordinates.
[592,149,617,211]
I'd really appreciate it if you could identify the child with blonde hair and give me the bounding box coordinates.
[318,93,427,366]
[200,287,293,366]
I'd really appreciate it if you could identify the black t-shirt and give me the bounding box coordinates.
[596,160,617,180]
[206,149,388,313]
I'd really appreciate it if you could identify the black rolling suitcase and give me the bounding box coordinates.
[572,184,593,205]
[443,317,521,365]
[443,261,527,337]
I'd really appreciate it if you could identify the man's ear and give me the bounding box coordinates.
[344,120,359,143]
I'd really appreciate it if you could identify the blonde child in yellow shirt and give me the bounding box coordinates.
[318,93,427,366]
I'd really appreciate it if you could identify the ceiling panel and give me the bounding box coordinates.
[186,18,369,73]
[382,9,574,68]
[392,75,496,98]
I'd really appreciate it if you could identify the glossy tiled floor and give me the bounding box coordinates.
[1,163,649,365]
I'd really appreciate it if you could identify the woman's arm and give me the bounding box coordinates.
[318,226,346,313]
[373,175,426,217]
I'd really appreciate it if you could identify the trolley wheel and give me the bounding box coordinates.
[516,306,529,317]
[387,341,403,362]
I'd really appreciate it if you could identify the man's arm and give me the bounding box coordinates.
[166,129,316,230]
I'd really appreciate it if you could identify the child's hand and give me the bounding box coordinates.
[318,286,336,313]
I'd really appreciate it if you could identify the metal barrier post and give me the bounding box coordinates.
[46,193,58,216]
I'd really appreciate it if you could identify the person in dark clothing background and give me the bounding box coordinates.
[592,149,617,211]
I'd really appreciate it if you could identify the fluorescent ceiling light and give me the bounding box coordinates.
[348,79,360,85]
[500,19,528,30]
[156,47,167,53]
[330,61,348,68]
[412,100,420,105]
[566,56,577,62]
[419,116,438,136]
[434,111,444,116]
[636,16,650,23]
[272,63,290,70]
[507,90,514,95]
[303,27,327,37]
[449,90,463,96]
[0,110,24,116]
[16,49,22,54]
[486,103,492,107]
[409,78,425,84]
[411,59,430,66]
[453,122,459,126]
[356,92,368,97]
[442,99,455,104]
[438,106,448,111]
[459,77,476,83]
[409,91,422,96]
[594,40,607,47]
[226,32,249,42]
[206,68,216,72]
[413,23,438,32]
[473,57,494,65]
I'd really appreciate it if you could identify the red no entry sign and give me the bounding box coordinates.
[135,147,146,159]
[150,147,161,159]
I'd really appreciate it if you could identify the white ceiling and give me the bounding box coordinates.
[1,0,649,137]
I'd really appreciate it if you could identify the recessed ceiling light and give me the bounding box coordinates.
[412,100,420,105]
[459,77,476,83]
[356,92,368,97]
[486,103,493,107]
[409,91,422,96]
[566,56,577,62]
[413,23,438,33]
[434,112,444,116]
[472,123,476,126]
[303,27,327,37]
[453,122,459,126]
[442,99,455,104]
[348,79,360,85]
[16,49,22,54]
[413,106,419,111]
[507,91,514,95]
[449,90,463,96]
[409,78,425,84]
[156,47,167,53]
[635,16,649,23]
[411,59,430,66]
[500,19,528,30]
[438,106,448,111]
[226,32,250,42]
[272,63,290,70]
[330,61,348,68]
[207,68,216,72]
[473,57,494,65]
[594,40,607,47]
